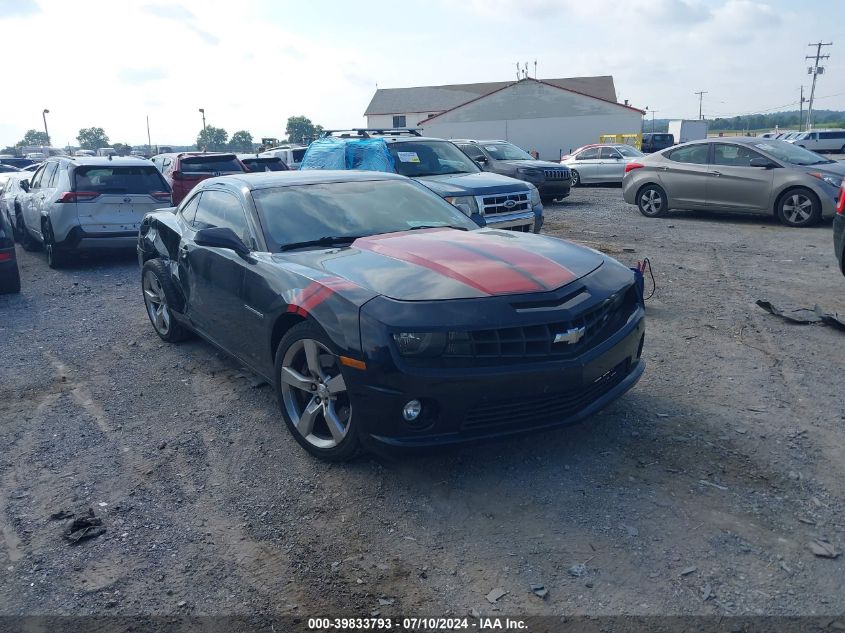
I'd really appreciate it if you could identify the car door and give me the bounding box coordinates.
[598,147,625,181]
[22,163,49,237]
[572,147,600,182]
[658,143,711,209]
[181,188,251,353]
[705,143,774,212]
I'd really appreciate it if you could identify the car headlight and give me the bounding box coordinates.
[392,332,447,357]
[444,195,479,217]
[809,172,841,188]
[527,184,541,206]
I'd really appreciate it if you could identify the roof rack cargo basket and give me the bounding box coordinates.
[321,128,423,139]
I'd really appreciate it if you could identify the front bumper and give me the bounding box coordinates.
[348,308,645,451]
[482,203,544,233]
[834,213,845,275]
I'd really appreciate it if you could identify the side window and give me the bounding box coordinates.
[666,144,709,165]
[47,163,63,187]
[460,145,485,161]
[29,166,46,189]
[179,193,201,225]
[193,190,251,245]
[712,144,764,167]
[392,115,406,127]
[40,162,59,188]
[599,147,621,159]
[577,148,599,160]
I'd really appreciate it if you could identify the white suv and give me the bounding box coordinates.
[789,129,845,153]
[18,157,171,268]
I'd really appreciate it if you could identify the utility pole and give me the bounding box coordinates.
[42,108,50,145]
[647,109,659,133]
[805,41,832,130]
[694,91,708,120]
[799,85,806,132]
[146,115,152,156]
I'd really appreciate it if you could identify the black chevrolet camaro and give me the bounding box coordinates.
[138,171,645,460]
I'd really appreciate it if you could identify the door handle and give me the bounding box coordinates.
[710,171,722,177]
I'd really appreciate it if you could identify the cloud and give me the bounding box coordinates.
[142,2,219,45]
[0,0,39,19]
[117,67,169,84]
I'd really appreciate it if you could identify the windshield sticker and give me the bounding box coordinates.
[396,151,420,163]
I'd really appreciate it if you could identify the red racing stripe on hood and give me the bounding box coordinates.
[355,231,569,295]
[438,230,577,290]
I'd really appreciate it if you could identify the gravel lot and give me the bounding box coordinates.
[1,186,844,622]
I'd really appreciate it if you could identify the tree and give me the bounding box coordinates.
[228,130,254,152]
[285,116,322,144]
[196,126,228,151]
[77,127,110,151]
[16,129,49,148]
[112,143,132,156]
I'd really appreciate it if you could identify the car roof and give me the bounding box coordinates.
[451,139,510,144]
[49,156,153,167]
[203,170,408,191]
[237,154,281,160]
[152,152,237,159]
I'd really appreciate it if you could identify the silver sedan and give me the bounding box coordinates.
[561,144,644,185]
[621,137,845,227]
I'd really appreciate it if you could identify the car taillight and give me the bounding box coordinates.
[56,191,101,203]
[624,162,645,174]
[837,178,845,215]
[151,191,172,201]
[0,252,12,262]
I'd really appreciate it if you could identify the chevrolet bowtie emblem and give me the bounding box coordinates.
[554,327,586,344]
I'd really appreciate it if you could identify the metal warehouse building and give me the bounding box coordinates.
[364,76,644,160]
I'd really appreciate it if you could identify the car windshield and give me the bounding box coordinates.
[252,179,477,250]
[793,133,810,141]
[181,155,244,173]
[482,143,534,161]
[387,141,480,177]
[752,140,833,166]
[243,158,288,172]
[73,166,169,193]
[616,146,644,157]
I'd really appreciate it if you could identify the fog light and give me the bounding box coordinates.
[402,399,422,421]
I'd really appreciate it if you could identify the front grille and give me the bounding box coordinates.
[463,359,630,431]
[476,191,531,215]
[439,287,635,365]
[543,168,570,181]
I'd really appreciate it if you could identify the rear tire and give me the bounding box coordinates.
[637,184,669,218]
[141,259,191,342]
[43,220,68,269]
[776,188,821,227]
[0,261,21,294]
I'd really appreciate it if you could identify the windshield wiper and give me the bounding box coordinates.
[280,235,368,251]
[407,224,468,231]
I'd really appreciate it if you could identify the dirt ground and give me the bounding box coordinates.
[1,187,844,622]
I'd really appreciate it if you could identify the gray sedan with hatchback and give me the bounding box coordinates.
[622,138,845,227]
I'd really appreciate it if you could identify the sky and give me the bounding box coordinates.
[0,0,842,148]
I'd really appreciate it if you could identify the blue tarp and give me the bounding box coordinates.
[299,137,396,173]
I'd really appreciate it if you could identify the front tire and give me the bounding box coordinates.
[570,169,580,186]
[776,188,820,227]
[637,184,669,217]
[141,259,191,342]
[274,321,359,461]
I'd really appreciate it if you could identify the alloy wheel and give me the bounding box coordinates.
[640,189,663,215]
[782,193,813,225]
[280,338,350,450]
[571,170,580,186]
[143,270,171,335]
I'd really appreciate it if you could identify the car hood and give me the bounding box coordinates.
[277,228,605,301]
[415,172,531,197]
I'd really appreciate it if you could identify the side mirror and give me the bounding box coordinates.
[194,226,251,257]
[19,179,29,192]
[475,156,488,165]
[749,157,776,169]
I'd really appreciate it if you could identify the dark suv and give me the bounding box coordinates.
[151,152,246,205]
[453,139,571,203]
[641,133,674,153]
[302,129,544,233]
